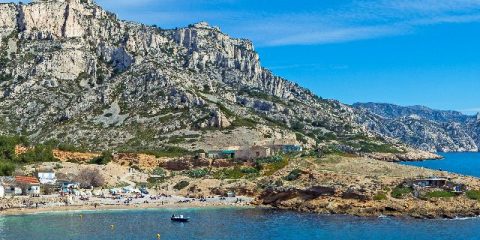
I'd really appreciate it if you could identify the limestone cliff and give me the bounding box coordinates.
[0,0,367,152]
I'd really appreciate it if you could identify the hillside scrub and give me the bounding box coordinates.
[391,186,413,199]
[173,180,189,190]
[425,191,456,199]
[89,151,113,165]
[0,162,15,176]
[466,190,480,200]
[16,145,57,163]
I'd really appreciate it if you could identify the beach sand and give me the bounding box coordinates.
[0,195,254,216]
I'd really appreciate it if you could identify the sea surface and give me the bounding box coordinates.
[401,152,480,177]
[1,207,480,240]
[2,153,480,240]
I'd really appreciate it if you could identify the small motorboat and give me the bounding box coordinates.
[171,214,190,222]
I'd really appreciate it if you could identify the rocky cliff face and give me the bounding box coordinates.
[0,0,374,152]
[354,103,480,152]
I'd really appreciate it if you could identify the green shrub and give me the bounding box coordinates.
[144,146,192,158]
[0,162,15,176]
[292,121,305,132]
[173,180,189,190]
[217,103,235,118]
[147,177,167,184]
[213,166,244,180]
[241,167,259,175]
[263,158,289,176]
[0,135,28,161]
[373,191,387,201]
[351,141,403,154]
[391,186,413,199]
[285,169,302,181]
[255,156,283,165]
[152,167,167,177]
[17,145,57,163]
[89,151,112,165]
[425,191,455,198]
[466,190,480,200]
[188,168,208,178]
[231,118,257,128]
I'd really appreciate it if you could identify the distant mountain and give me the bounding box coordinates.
[354,103,480,152]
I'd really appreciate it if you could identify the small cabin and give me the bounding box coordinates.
[413,177,448,188]
[282,145,303,153]
[235,146,272,160]
[15,176,41,195]
[208,150,236,159]
[38,170,57,185]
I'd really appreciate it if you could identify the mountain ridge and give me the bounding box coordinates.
[0,0,372,154]
[354,102,480,152]
[0,0,456,159]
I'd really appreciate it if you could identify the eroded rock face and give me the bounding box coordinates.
[258,186,337,205]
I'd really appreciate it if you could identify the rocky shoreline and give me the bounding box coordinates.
[3,194,479,219]
[361,150,443,162]
[5,152,479,220]
[256,190,480,219]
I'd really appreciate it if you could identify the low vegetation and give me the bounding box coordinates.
[466,190,480,200]
[425,191,456,199]
[255,156,289,176]
[89,151,113,165]
[152,167,167,177]
[188,168,209,178]
[173,180,189,190]
[285,169,302,181]
[213,166,245,180]
[391,186,413,199]
[118,146,194,158]
[0,162,15,176]
[373,191,388,201]
[348,140,403,154]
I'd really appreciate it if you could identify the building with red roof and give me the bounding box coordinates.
[14,176,41,195]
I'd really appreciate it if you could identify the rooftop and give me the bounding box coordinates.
[15,176,40,185]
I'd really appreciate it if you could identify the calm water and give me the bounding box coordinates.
[3,153,480,240]
[401,152,480,177]
[1,207,480,240]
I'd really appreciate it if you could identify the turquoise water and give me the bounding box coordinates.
[3,153,480,240]
[1,207,480,240]
[401,152,480,177]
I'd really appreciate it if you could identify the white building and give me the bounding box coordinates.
[15,176,41,195]
[0,185,4,198]
[38,171,57,185]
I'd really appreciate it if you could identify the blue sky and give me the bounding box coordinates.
[3,0,480,114]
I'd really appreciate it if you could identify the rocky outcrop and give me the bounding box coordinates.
[362,150,443,162]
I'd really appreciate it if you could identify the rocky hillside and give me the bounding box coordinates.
[0,0,391,153]
[354,103,480,152]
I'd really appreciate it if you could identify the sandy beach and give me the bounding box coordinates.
[0,195,254,216]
